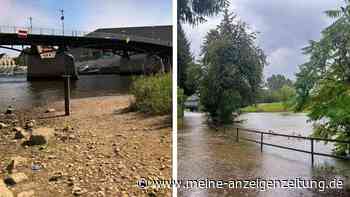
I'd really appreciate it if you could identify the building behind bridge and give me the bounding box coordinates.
[71,25,172,75]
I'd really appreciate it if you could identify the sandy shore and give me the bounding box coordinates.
[0,95,172,196]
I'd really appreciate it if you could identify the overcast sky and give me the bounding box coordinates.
[183,0,343,80]
[0,0,172,56]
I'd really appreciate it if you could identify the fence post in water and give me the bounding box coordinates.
[311,138,314,167]
[261,133,263,152]
[63,75,71,116]
[236,128,239,142]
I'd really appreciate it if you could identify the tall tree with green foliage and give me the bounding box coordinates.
[178,24,194,95]
[178,0,228,96]
[266,74,293,91]
[178,0,228,25]
[200,9,266,124]
[295,1,350,155]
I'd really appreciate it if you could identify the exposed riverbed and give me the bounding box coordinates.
[0,75,171,196]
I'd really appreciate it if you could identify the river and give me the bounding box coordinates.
[0,75,132,110]
[178,112,350,197]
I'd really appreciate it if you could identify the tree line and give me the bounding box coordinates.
[294,1,350,155]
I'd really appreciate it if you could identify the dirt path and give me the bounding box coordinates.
[0,95,172,197]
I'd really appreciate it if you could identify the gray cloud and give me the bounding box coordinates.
[184,0,344,80]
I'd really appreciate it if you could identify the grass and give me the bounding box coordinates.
[241,102,290,112]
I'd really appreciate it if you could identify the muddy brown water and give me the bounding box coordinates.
[0,74,132,110]
[178,112,350,197]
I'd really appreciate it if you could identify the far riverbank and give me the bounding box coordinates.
[241,102,295,113]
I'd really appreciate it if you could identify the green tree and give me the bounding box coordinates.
[266,74,293,91]
[295,1,350,155]
[256,88,275,103]
[200,9,266,124]
[178,0,228,25]
[185,62,202,95]
[178,24,194,95]
[178,0,228,96]
[277,85,296,110]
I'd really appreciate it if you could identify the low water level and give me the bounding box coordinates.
[0,75,132,110]
[178,112,350,197]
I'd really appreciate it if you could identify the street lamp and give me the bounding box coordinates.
[28,16,32,33]
[60,9,64,35]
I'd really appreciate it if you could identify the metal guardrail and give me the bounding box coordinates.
[0,25,172,46]
[0,25,89,37]
[232,127,350,166]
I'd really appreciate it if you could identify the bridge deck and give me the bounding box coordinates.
[0,33,171,54]
[0,25,171,54]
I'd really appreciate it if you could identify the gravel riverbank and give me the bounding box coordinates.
[0,95,172,196]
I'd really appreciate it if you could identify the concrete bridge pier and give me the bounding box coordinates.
[26,45,79,81]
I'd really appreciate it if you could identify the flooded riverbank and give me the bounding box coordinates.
[178,112,350,197]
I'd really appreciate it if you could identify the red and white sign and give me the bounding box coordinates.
[17,29,28,38]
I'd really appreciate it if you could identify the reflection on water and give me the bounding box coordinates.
[178,112,350,197]
[0,75,132,110]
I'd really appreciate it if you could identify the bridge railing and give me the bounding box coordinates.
[0,25,89,37]
[230,127,350,166]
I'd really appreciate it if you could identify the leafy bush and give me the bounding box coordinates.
[130,73,172,115]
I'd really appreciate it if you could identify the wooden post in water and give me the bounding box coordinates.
[311,138,314,167]
[261,133,264,152]
[236,128,239,142]
[63,75,70,116]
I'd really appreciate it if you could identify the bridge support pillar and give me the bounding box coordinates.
[26,46,79,81]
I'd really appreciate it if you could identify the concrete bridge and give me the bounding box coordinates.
[0,25,172,80]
